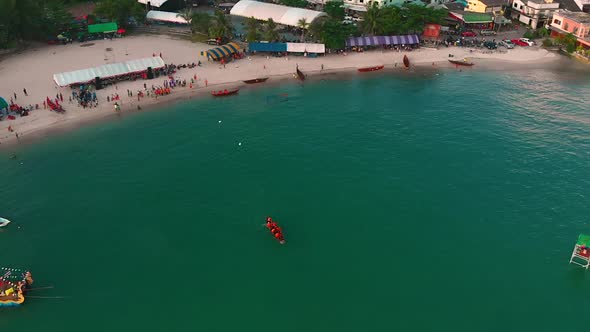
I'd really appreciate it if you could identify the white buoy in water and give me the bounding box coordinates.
[238,142,242,146]
[218,120,222,123]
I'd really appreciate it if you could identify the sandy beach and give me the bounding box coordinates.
[0,34,561,148]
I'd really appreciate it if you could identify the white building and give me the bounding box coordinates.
[510,0,560,28]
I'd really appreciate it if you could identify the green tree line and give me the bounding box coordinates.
[0,0,145,49]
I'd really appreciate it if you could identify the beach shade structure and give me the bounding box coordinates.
[0,97,8,110]
[146,10,190,24]
[53,56,165,87]
[345,35,420,47]
[201,42,241,61]
[569,234,590,269]
[230,0,327,27]
[88,22,118,34]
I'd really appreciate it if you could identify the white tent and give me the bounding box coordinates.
[53,57,165,87]
[137,0,169,7]
[146,10,190,24]
[286,43,325,53]
[230,0,327,27]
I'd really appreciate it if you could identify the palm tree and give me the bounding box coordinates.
[245,16,260,42]
[360,3,383,35]
[263,18,280,42]
[191,12,212,34]
[176,8,193,25]
[297,18,309,42]
[209,10,233,42]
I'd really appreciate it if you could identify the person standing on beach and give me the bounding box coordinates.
[23,88,28,96]
[59,93,63,102]
[13,93,16,100]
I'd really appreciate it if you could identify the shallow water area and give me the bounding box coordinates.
[1,68,590,331]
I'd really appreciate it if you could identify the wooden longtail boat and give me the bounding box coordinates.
[296,66,305,81]
[403,55,410,68]
[358,65,384,72]
[211,88,239,97]
[243,77,269,84]
[448,59,474,66]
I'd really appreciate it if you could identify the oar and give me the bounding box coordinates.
[26,295,67,299]
[26,286,54,291]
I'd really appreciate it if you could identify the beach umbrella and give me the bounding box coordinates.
[0,97,8,110]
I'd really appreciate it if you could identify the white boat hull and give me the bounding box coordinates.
[0,218,11,227]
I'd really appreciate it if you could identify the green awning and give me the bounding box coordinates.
[577,234,590,246]
[88,22,118,34]
[463,13,493,23]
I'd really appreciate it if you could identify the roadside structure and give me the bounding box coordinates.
[550,10,590,48]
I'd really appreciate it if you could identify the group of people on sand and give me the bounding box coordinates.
[266,217,285,243]
[71,86,98,109]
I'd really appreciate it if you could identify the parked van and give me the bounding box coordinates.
[480,29,496,36]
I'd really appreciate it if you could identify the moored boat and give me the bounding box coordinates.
[0,268,33,308]
[403,55,410,68]
[448,59,474,66]
[243,77,269,84]
[296,66,305,81]
[211,88,239,97]
[0,218,10,228]
[358,65,385,72]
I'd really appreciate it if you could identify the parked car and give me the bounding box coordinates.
[500,39,514,49]
[511,39,529,46]
[480,29,496,36]
[461,30,477,37]
[519,38,535,46]
[483,41,497,49]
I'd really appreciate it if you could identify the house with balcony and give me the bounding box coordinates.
[550,11,590,47]
[465,0,507,13]
[510,0,560,28]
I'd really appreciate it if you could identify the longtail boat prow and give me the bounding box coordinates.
[295,65,305,81]
[403,55,410,68]
[358,65,384,72]
[265,216,286,245]
[448,59,474,67]
[211,88,239,97]
[0,268,33,307]
[243,77,269,84]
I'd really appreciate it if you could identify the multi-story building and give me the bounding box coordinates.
[550,10,590,47]
[465,0,507,13]
[510,0,560,28]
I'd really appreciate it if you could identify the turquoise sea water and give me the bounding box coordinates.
[1,67,590,331]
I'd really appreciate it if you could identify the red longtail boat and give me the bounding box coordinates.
[358,65,385,72]
[211,88,239,97]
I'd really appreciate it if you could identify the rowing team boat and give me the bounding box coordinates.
[265,217,285,244]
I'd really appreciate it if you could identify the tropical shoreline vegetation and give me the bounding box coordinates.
[0,0,585,55]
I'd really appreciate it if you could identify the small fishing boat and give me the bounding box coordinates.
[448,59,474,66]
[211,88,239,97]
[403,55,410,68]
[0,218,10,228]
[0,268,33,307]
[243,77,269,84]
[296,66,305,81]
[358,65,385,72]
[265,217,285,245]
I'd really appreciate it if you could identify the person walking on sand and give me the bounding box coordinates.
[23,88,28,96]
[13,93,16,100]
[205,79,208,87]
